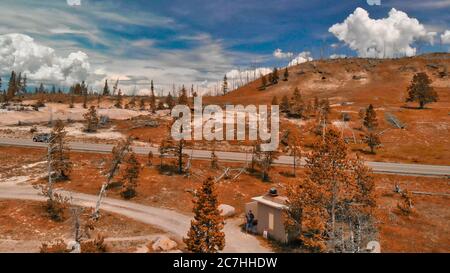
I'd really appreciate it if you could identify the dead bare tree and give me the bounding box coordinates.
[91,137,132,220]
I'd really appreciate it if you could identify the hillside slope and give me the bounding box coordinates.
[206,53,449,106]
[206,53,450,165]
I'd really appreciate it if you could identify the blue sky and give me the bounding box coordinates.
[0,0,449,93]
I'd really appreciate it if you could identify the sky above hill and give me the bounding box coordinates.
[0,0,449,94]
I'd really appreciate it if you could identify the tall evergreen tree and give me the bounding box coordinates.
[363,132,381,154]
[7,71,17,99]
[260,74,267,90]
[115,89,123,108]
[406,72,438,109]
[16,72,22,93]
[222,75,228,95]
[102,80,110,96]
[150,80,156,113]
[120,152,140,199]
[305,129,355,251]
[271,67,279,84]
[38,83,45,94]
[178,85,189,105]
[166,92,175,109]
[280,95,290,113]
[363,104,378,131]
[184,177,225,253]
[283,67,289,81]
[49,120,72,180]
[289,87,305,118]
[83,106,99,132]
[21,74,27,93]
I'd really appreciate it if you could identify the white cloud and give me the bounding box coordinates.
[0,33,90,85]
[67,0,81,6]
[288,51,313,67]
[273,48,293,59]
[441,30,450,44]
[330,54,347,59]
[226,67,271,80]
[329,8,436,58]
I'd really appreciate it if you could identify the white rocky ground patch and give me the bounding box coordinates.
[0,102,148,126]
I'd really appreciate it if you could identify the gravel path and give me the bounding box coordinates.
[0,184,271,253]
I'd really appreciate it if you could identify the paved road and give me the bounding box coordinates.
[0,137,449,177]
[0,184,271,253]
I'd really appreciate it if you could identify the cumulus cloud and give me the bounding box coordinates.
[273,48,293,59]
[441,30,450,44]
[288,52,313,67]
[226,67,271,80]
[329,8,436,58]
[0,33,90,85]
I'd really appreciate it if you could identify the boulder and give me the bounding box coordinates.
[152,236,178,252]
[219,204,236,218]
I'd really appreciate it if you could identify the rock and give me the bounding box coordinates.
[67,241,81,253]
[366,241,381,253]
[152,236,178,252]
[219,204,236,218]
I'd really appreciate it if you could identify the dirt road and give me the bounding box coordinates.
[0,183,271,253]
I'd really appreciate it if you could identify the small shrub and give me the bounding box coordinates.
[40,239,69,253]
[80,234,108,253]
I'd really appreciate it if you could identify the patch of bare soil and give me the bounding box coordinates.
[0,199,165,253]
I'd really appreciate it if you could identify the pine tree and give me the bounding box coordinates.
[406,72,438,109]
[253,141,279,181]
[283,67,289,81]
[260,74,267,90]
[184,177,225,253]
[150,80,156,113]
[120,152,140,199]
[352,156,376,208]
[102,80,110,96]
[38,83,45,94]
[285,129,377,252]
[49,120,72,180]
[16,73,22,93]
[175,131,187,174]
[363,132,381,154]
[363,104,378,131]
[272,67,279,84]
[83,106,99,132]
[7,71,17,99]
[289,87,305,118]
[284,176,328,252]
[21,74,27,93]
[306,128,355,251]
[280,95,290,113]
[114,89,123,108]
[166,93,175,109]
[222,75,228,95]
[178,85,189,105]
